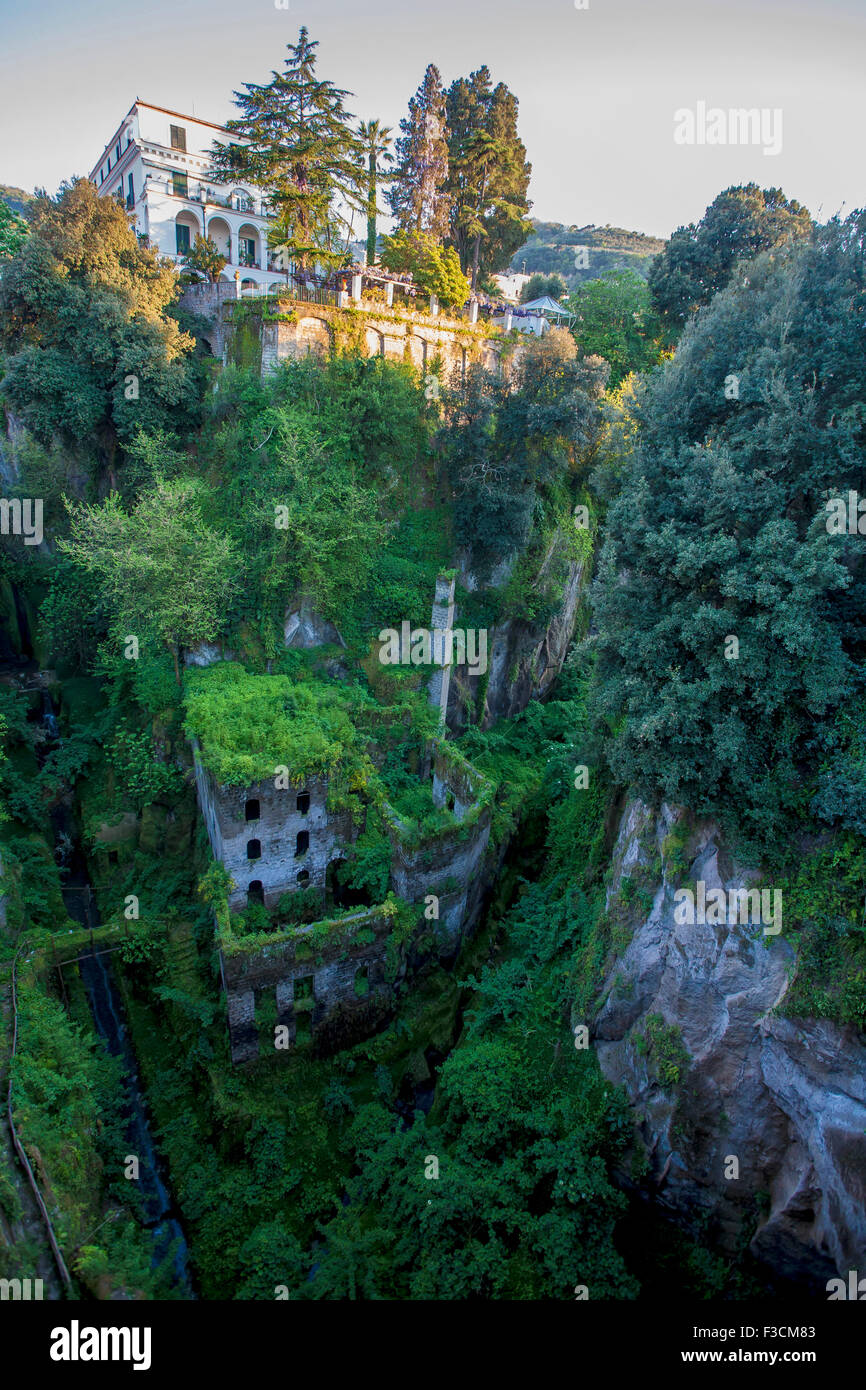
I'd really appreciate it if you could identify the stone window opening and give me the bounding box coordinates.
[293,974,314,1002]
[245,798,260,822]
[446,793,456,813]
[247,880,264,906]
[354,965,369,998]
[296,869,310,886]
[295,830,309,858]
[247,838,262,860]
[296,791,310,815]
[295,1013,312,1042]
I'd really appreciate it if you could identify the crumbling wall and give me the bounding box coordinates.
[192,751,357,910]
[221,906,403,1063]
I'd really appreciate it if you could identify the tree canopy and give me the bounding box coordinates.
[0,179,196,478]
[387,64,451,243]
[569,269,667,387]
[647,183,812,332]
[445,69,532,291]
[209,27,362,270]
[592,210,866,849]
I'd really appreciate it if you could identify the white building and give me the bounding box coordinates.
[88,100,288,292]
[490,271,531,304]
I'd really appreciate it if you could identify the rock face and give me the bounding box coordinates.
[283,598,345,651]
[590,800,866,1287]
[447,550,588,732]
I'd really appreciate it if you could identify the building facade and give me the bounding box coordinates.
[88,100,287,292]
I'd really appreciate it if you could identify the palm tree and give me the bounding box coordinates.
[358,120,393,267]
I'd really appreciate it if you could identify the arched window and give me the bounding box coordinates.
[296,870,310,885]
[296,791,310,815]
[247,880,264,906]
[245,798,260,822]
[295,831,309,857]
[247,838,262,860]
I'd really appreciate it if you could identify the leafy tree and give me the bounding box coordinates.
[592,211,866,850]
[520,272,568,303]
[0,179,196,483]
[181,235,227,284]
[648,183,812,331]
[209,27,362,271]
[568,269,666,386]
[357,120,392,266]
[387,64,451,243]
[443,328,606,574]
[379,229,469,307]
[0,198,28,259]
[446,69,532,292]
[59,475,240,683]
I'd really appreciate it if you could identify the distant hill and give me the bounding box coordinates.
[0,185,34,216]
[510,220,666,290]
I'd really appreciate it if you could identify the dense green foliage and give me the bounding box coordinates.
[379,229,470,307]
[444,67,533,290]
[442,328,607,574]
[0,180,197,475]
[647,184,812,332]
[569,269,667,387]
[0,198,28,260]
[184,664,373,787]
[1,85,863,1305]
[591,211,866,855]
[520,272,568,303]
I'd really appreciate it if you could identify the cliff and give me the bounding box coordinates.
[587,799,866,1288]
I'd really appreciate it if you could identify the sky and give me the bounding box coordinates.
[0,0,863,240]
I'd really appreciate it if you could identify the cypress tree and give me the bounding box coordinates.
[445,70,532,293]
[387,64,451,243]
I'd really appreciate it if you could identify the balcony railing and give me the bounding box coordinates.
[144,177,270,218]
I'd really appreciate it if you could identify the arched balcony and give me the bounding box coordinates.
[174,210,200,258]
[238,223,261,270]
[207,216,231,262]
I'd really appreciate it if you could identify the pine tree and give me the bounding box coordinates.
[387,65,451,242]
[446,71,532,293]
[357,120,393,266]
[209,27,362,271]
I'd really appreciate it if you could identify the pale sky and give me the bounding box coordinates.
[0,0,862,239]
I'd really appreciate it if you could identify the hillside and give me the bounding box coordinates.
[510,219,666,288]
[0,185,34,216]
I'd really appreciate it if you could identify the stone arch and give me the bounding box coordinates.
[296,316,333,358]
[408,336,428,372]
[175,209,199,256]
[240,277,257,297]
[365,326,384,357]
[238,221,260,268]
[207,215,231,260]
